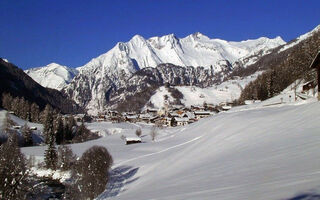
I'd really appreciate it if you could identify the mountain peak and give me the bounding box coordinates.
[25,63,78,90]
[131,34,146,41]
[1,58,9,63]
[46,62,66,69]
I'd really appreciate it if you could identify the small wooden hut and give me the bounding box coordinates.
[310,51,320,100]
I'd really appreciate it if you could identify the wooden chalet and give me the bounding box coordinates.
[310,51,320,100]
[125,137,141,145]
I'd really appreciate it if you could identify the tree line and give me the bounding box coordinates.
[2,93,41,122]
[1,93,99,146]
[42,104,99,146]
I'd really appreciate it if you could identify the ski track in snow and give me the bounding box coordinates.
[115,135,204,167]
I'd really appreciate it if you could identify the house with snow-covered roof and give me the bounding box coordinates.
[125,137,141,145]
[173,117,190,126]
[125,115,138,123]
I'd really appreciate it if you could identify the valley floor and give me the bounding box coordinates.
[21,99,320,200]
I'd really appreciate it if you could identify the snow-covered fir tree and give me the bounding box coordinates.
[0,134,29,199]
[44,131,58,169]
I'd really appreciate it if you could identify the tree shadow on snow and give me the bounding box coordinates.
[285,190,320,200]
[96,165,139,199]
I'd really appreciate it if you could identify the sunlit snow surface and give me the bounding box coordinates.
[18,89,320,200]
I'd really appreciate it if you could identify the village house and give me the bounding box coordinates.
[96,114,106,122]
[139,113,152,123]
[125,115,138,123]
[194,111,212,119]
[181,112,196,123]
[173,117,190,126]
[146,108,158,115]
[125,137,142,145]
[221,105,232,111]
[107,110,119,117]
[164,117,173,127]
[310,51,320,100]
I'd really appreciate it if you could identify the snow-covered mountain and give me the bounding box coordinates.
[77,33,284,74]
[65,33,285,114]
[25,63,78,90]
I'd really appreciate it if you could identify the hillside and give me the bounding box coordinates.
[146,72,261,109]
[0,59,81,114]
[233,25,320,103]
[21,97,320,200]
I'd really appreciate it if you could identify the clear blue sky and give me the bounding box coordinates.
[1,0,320,69]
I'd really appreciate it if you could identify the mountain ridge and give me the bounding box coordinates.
[24,32,286,114]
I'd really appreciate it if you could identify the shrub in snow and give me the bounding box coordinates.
[67,146,113,200]
[135,128,142,137]
[120,134,126,140]
[72,121,100,143]
[150,126,158,141]
[0,134,30,199]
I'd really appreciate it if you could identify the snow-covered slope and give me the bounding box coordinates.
[21,99,320,200]
[148,72,261,108]
[0,110,43,144]
[25,63,78,90]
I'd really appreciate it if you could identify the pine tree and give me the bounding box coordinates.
[0,134,29,199]
[44,132,58,170]
[55,115,64,145]
[21,123,33,147]
[2,112,16,134]
[43,105,55,144]
[64,116,76,141]
[30,103,40,122]
[1,93,13,111]
[10,97,19,116]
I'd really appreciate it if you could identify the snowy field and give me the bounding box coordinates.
[17,95,320,200]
